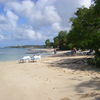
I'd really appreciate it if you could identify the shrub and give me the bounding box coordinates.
[87,55,100,68]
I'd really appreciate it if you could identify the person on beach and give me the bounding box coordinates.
[54,48,57,54]
[71,48,77,55]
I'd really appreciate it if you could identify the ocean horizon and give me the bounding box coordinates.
[0,48,53,62]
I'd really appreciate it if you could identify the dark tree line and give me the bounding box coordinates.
[45,31,68,50]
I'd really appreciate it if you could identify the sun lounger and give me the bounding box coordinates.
[19,55,41,63]
[19,56,31,63]
[30,55,41,62]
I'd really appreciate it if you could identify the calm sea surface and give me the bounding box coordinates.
[0,48,52,61]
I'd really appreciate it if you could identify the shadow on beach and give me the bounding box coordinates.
[49,55,100,72]
[48,55,100,100]
[75,78,100,100]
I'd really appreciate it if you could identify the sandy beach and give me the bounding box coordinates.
[0,53,100,100]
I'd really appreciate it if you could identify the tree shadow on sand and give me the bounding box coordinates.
[49,56,100,100]
[75,78,100,100]
[49,56,100,72]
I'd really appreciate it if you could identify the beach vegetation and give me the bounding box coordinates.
[67,0,100,67]
[45,0,100,67]
[53,31,68,50]
[45,39,53,48]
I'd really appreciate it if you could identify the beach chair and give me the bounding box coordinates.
[19,56,31,63]
[30,55,41,62]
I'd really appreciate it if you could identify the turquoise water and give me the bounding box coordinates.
[0,48,30,61]
[0,48,52,61]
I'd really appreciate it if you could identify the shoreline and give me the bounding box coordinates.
[0,50,67,62]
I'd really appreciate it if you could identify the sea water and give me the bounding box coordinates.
[0,48,53,61]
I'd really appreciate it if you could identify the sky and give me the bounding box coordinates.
[0,0,92,47]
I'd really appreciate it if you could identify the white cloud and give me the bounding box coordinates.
[0,0,92,43]
[44,6,61,23]
[80,0,91,8]
[6,1,61,26]
[11,27,47,40]
[0,10,18,32]
[52,22,62,32]
[19,29,46,40]
[6,10,18,26]
[0,15,6,23]
[0,34,5,40]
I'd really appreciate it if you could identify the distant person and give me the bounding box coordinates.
[71,48,77,55]
[54,48,57,54]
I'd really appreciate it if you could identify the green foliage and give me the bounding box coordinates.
[58,31,68,50]
[68,0,100,50]
[53,36,59,48]
[45,39,54,48]
[94,56,100,67]
[67,43,74,49]
[87,58,96,66]
[45,39,51,48]
[53,31,68,50]
[67,7,91,49]
[87,55,100,68]
[67,0,100,67]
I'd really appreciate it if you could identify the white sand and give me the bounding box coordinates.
[0,55,100,100]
